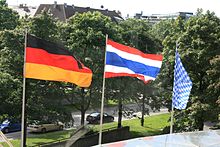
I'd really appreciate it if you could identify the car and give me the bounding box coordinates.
[0,119,21,133]
[86,112,114,124]
[28,120,64,133]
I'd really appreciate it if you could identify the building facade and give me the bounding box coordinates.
[134,12,193,23]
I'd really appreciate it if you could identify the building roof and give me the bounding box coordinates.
[9,4,38,17]
[34,3,123,22]
[94,129,220,147]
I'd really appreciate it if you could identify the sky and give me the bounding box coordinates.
[6,0,220,18]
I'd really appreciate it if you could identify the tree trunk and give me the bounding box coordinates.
[198,75,204,131]
[117,97,122,128]
[198,118,204,131]
[80,88,85,125]
[198,123,204,131]
[141,95,145,126]
[81,110,85,125]
[141,84,147,126]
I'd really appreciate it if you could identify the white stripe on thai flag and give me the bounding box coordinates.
[105,40,163,83]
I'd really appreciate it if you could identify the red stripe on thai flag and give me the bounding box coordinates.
[105,72,150,83]
[105,39,163,83]
[107,40,163,61]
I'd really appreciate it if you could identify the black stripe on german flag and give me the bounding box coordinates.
[27,34,71,56]
[25,34,92,87]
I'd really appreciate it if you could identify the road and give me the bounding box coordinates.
[0,131,21,142]
[0,129,35,142]
[72,104,168,126]
[0,104,168,142]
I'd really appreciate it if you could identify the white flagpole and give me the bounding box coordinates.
[98,34,108,145]
[21,28,28,147]
[170,42,178,134]
[170,104,174,134]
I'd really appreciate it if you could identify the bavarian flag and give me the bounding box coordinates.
[25,34,92,87]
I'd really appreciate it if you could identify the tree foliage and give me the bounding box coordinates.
[105,18,163,127]
[0,0,19,31]
[26,12,72,123]
[119,18,161,53]
[151,19,175,42]
[0,11,72,124]
[62,11,120,125]
[207,55,220,109]
[0,6,219,132]
[0,30,24,122]
[156,17,186,110]
[160,11,220,132]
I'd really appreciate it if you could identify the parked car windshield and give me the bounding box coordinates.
[90,113,100,117]
[2,120,10,124]
[30,120,41,125]
[29,120,52,125]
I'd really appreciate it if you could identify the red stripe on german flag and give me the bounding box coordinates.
[25,35,92,87]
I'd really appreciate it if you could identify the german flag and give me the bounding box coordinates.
[25,34,92,87]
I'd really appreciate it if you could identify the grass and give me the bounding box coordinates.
[1,113,169,146]
[106,99,118,107]
[105,100,136,107]
[1,129,74,147]
[92,113,170,138]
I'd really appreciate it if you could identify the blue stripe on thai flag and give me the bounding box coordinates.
[106,52,161,78]
[105,39,163,83]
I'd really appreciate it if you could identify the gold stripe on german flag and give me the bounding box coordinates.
[25,34,92,87]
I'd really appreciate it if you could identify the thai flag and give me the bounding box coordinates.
[105,39,163,83]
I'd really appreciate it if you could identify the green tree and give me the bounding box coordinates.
[119,18,161,53]
[116,18,163,126]
[105,77,139,128]
[63,11,120,125]
[161,11,220,132]
[0,0,19,31]
[0,30,24,120]
[206,55,220,112]
[26,12,72,123]
[29,11,59,41]
[155,16,186,111]
[0,11,72,124]
[176,11,220,131]
[151,19,175,42]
